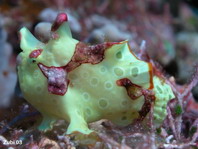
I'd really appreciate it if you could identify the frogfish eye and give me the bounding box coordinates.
[32,59,36,63]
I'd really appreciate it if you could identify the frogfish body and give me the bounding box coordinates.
[17,13,174,135]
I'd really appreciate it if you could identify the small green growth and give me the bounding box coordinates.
[167,129,172,135]
[190,126,197,137]
[156,128,161,134]
[118,136,123,142]
[174,105,183,116]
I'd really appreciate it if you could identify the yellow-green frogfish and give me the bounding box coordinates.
[17,13,175,135]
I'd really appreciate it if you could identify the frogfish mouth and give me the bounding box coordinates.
[38,63,68,96]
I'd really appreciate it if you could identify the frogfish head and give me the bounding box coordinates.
[17,13,79,96]
[18,13,79,71]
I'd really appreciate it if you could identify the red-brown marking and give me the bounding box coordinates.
[116,78,143,100]
[116,78,155,120]
[148,62,154,89]
[138,100,152,120]
[138,89,155,120]
[51,13,68,32]
[38,63,68,96]
[29,49,43,58]
[65,42,118,72]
